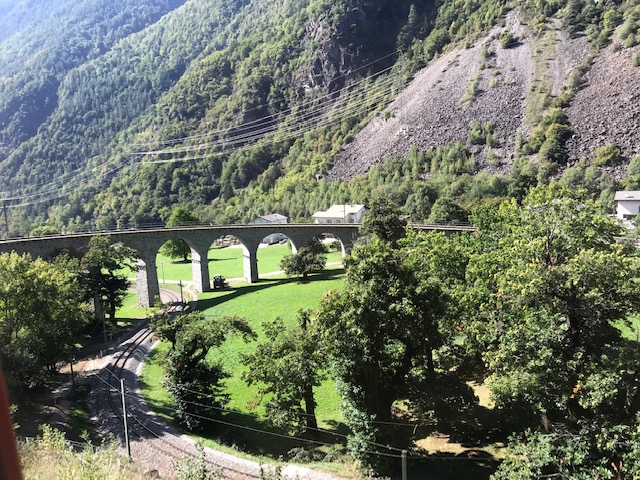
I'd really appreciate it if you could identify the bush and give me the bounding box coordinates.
[287,447,325,463]
[499,31,518,48]
[175,444,223,480]
[467,120,499,147]
[20,425,148,479]
[593,143,622,167]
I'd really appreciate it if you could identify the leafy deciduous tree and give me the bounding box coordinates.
[0,253,87,388]
[359,194,407,245]
[242,310,325,434]
[152,311,255,430]
[162,207,200,262]
[80,236,135,327]
[280,239,327,281]
[465,185,640,478]
[316,236,448,467]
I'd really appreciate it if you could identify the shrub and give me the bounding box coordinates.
[287,447,325,463]
[499,31,518,48]
[463,73,480,102]
[467,120,498,147]
[175,444,223,480]
[20,425,147,479]
[593,143,622,167]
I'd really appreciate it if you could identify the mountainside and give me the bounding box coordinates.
[330,11,640,180]
[0,0,639,234]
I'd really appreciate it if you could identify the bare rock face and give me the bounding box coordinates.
[326,10,637,180]
[303,11,362,93]
[565,44,640,163]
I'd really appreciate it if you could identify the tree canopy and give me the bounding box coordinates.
[316,234,450,466]
[242,310,325,434]
[152,311,255,430]
[79,236,135,327]
[0,252,88,389]
[463,185,640,478]
[280,238,327,281]
[161,207,200,262]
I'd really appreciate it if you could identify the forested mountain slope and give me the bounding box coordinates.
[0,0,187,152]
[0,0,639,234]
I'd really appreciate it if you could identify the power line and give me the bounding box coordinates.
[2,67,402,205]
[168,383,422,428]
[0,47,415,208]
[140,76,410,165]
[132,49,402,149]
[132,389,409,453]
[134,66,406,157]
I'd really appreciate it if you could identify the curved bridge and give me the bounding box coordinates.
[0,224,361,307]
[0,223,474,307]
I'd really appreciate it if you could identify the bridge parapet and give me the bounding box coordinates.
[0,223,473,307]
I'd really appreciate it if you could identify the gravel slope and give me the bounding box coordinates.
[565,44,640,163]
[326,10,640,180]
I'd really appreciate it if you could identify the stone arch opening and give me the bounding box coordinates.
[256,230,294,278]
[319,233,347,257]
[205,234,248,287]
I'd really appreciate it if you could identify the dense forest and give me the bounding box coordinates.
[0,0,638,234]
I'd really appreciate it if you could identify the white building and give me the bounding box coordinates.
[614,191,640,219]
[312,204,365,224]
[250,213,288,224]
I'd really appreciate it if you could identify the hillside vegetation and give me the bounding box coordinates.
[0,0,639,233]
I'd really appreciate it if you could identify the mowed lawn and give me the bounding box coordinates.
[197,266,346,427]
[117,243,342,320]
[122,243,343,284]
[138,263,348,465]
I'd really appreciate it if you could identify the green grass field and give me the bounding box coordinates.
[115,243,343,319]
[139,265,350,469]
[123,243,342,283]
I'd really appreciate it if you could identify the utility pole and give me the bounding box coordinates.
[120,378,131,459]
[178,280,184,304]
[2,200,8,240]
[69,357,76,398]
[401,450,407,480]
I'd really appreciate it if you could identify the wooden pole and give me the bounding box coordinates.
[120,379,131,459]
[401,449,407,480]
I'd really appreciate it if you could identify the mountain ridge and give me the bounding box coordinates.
[0,0,638,233]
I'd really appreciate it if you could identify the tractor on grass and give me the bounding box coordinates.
[212,274,228,289]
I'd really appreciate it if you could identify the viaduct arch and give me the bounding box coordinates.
[0,224,361,307]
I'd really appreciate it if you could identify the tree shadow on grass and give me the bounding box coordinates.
[168,259,191,264]
[208,256,236,263]
[196,268,344,311]
[197,410,348,458]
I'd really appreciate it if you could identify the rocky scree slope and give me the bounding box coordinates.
[328,11,638,180]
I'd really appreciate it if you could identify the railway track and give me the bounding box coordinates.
[97,293,265,479]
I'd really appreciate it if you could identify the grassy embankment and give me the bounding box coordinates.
[138,257,350,474]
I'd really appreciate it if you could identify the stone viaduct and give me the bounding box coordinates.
[0,224,363,307]
[0,223,475,307]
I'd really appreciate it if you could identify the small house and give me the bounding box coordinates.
[250,213,288,224]
[614,191,640,219]
[312,204,365,224]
